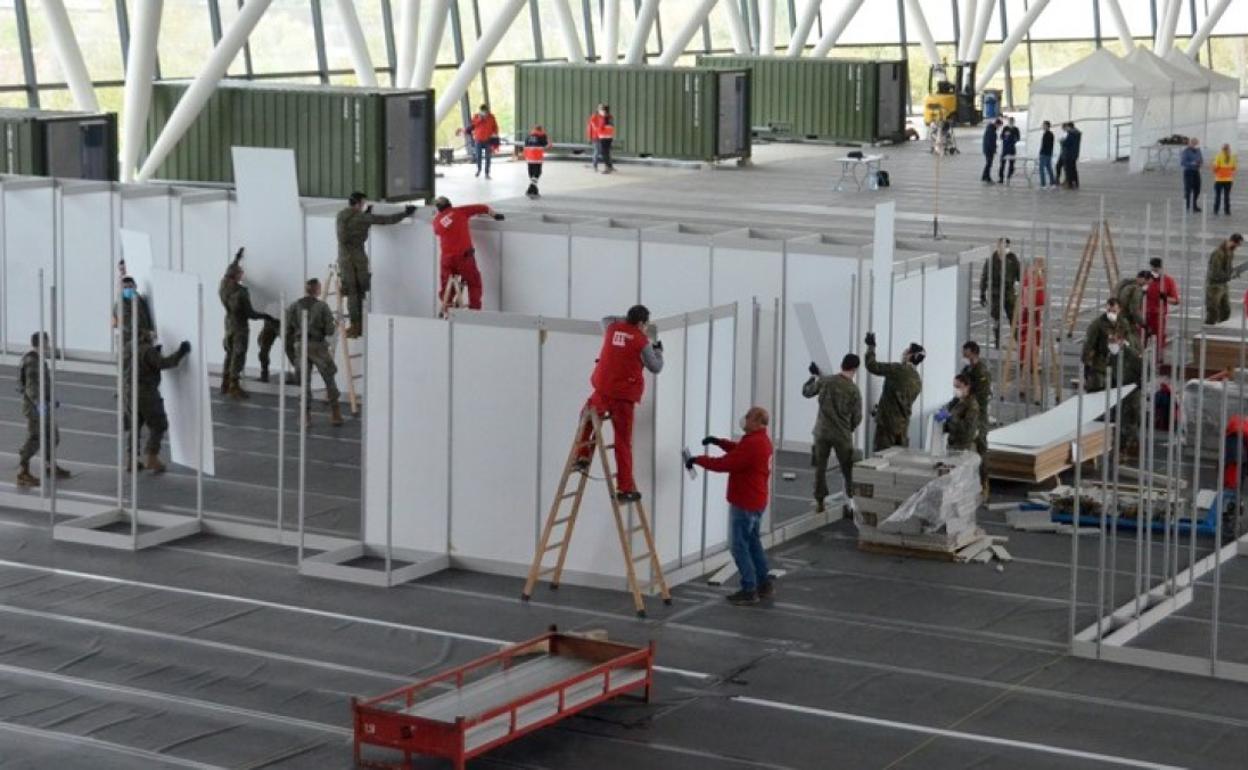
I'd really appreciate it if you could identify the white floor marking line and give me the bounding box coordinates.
[0,719,228,769]
[732,696,1186,770]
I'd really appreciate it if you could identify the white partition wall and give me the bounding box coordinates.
[3,179,55,351]
[640,224,724,317]
[179,192,232,367]
[367,210,438,318]
[59,182,115,356]
[150,268,215,474]
[119,186,175,270]
[464,216,505,311]
[498,215,598,317]
[231,148,306,317]
[569,219,643,320]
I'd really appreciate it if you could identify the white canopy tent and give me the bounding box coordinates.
[1163,48,1241,154]
[1123,47,1210,172]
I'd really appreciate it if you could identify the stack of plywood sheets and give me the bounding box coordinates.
[852,448,981,553]
[987,387,1131,483]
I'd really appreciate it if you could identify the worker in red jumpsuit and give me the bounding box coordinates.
[1017,257,1047,365]
[465,103,499,178]
[432,196,503,311]
[1224,415,1248,491]
[574,305,664,502]
[1144,257,1180,361]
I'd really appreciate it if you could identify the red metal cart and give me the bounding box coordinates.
[352,629,654,769]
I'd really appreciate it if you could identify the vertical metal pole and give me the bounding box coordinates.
[1134,341,1150,618]
[37,270,46,503]
[277,292,286,536]
[1191,334,1207,580]
[701,311,714,561]
[49,285,57,526]
[1096,362,1112,655]
[385,318,395,584]
[130,292,139,548]
[1109,350,1125,614]
[298,308,309,564]
[1069,375,1085,643]
[1210,355,1229,674]
[196,283,204,521]
[115,245,123,511]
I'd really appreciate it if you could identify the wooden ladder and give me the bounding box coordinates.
[324,263,363,415]
[1061,219,1122,338]
[522,408,672,618]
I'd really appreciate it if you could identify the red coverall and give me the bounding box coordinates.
[579,320,651,494]
[1144,273,1179,356]
[470,112,499,145]
[1017,267,1046,364]
[433,204,491,310]
[1225,415,1248,490]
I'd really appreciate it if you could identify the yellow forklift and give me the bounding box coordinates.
[923,62,982,127]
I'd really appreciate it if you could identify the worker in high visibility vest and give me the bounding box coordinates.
[523,125,549,199]
[587,103,616,174]
[433,196,504,311]
[1213,143,1237,216]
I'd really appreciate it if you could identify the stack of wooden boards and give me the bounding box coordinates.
[987,387,1134,483]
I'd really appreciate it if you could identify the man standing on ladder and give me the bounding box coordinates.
[574,305,663,503]
[336,192,417,338]
[286,278,343,427]
[433,196,504,312]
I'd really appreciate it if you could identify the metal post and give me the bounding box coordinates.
[196,283,204,521]
[385,318,395,584]
[49,285,58,527]
[1069,374,1085,643]
[115,247,123,512]
[1210,351,1229,673]
[278,292,286,535]
[1096,363,1112,655]
[298,308,309,564]
[1190,334,1207,579]
[36,270,46,503]
[1109,350,1125,615]
[130,291,139,548]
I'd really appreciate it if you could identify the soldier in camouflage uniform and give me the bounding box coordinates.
[802,354,862,517]
[336,192,417,337]
[864,332,924,451]
[218,249,273,399]
[1114,271,1149,334]
[113,276,154,341]
[16,333,69,487]
[124,329,191,474]
[979,239,1021,347]
[286,278,343,426]
[256,315,297,384]
[1205,233,1244,325]
[960,341,992,494]
[938,373,981,452]
[1106,330,1143,455]
[1082,298,1133,392]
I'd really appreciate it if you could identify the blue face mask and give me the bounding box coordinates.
[122,287,136,300]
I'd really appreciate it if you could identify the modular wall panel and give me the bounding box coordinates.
[640,240,711,318]
[150,268,216,475]
[121,192,175,270]
[681,321,711,563]
[3,185,54,350]
[651,326,686,568]
[704,314,736,555]
[569,232,639,320]
[61,189,115,355]
[500,230,571,317]
[711,244,782,418]
[181,198,233,368]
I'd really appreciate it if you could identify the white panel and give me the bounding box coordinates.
[782,251,860,450]
[640,241,711,317]
[304,214,338,287]
[681,320,710,562]
[570,235,638,320]
[231,148,305,317]
[150,269,215,475]
[119,229,154,299]
[712,246,782,420]
[704,314,736,555]
[3,186,54,350]
[500,231,570,317]
[61,190,115,356]
[540,328,625,578]
[650,325,686,567]
[180,201,232,368]
[450,322,539,564]
[921,267,960,447]
[121,193,173,269]
[465,224,503,311]
[871,201,896,359]
[369,218,438,318]
[891,273,926,447]
[364,315,450,552]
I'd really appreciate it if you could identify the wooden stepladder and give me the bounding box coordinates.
[324,263,364,415]
[1061,219,1122,337]
[522,408,672,618]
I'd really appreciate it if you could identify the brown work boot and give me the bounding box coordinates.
[16,465,38,488]
[145,453,166,474]
[228,382,250,400]
[329,402,344,426]
[219,375,232,397]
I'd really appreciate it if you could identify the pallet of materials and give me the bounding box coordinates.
[1193,328,1247,373]
[987,387,1133,483]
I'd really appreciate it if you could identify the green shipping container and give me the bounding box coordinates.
[144,81,435,202]
[514,64,751,163]
[695,56,907,144]
[0,109,118,180]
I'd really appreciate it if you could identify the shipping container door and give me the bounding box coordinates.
[876,63,904,140]
[384,93,433,200]
[45,119,110,180]
[716,72,748,158]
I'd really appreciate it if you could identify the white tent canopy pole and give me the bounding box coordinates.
[975,0,1051,91]
[434,0,527,123]
[120,0,163,183]
[902,0,942,68]
[394,0,419,87]
[1154,0,1183,55]
[959,0,978,62]
[811,0,866,58]
[137,0,273,183]
[965,0,996,62]
[786,0,821,57]
[624,0,661,64]
[41,0,100,111]
[601,0,621,63]
[1185,0,1234,57]
[551,0,586,63]
[655,0,719,66]
[333,0,378,86]
[721,0,752,55]
[1103,0,1134,51]
[412,0,451,90]
[758,0,775,56]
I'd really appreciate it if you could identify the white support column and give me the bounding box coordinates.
[966,0,995,62]
[624,0,661,65]
[720,0,752,55]
[811,0,866,58]
[412,0,450,89]
[1103,0,1134,51]
[601,0,621,63]
[1185,0,1234,57]
[655,0,719,66]
[975,0,1051,91]
[902,0,942,68]
[40,0,100,111]
[551,0,586,62]
[395,0,419,87]
[959,0,978,61]
[120,0,163,183]
[333,0,378,86]
[785,0,821,57]
[137,0,273,183]
[434,0,527,124]
[758,0,775,56]
[1155,0,1183,55]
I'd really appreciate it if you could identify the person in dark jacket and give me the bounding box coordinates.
[998,116,1020,183]
[1038,120,1056,188]
[981,119,1001,184]
[1064,122,1082,189]
[522,125,549,199]
[1181,137,1204,213]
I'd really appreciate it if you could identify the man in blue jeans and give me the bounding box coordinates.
[1181,137,1204,213]
[688,406,775,606]
[1037,120,1055,189]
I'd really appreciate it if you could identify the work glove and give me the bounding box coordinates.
[935,408,951,424]
[366,205,374,214]
[234,247,245,261]
[685,454,696,470]
[652,340,663,352]
[404,205,417,215]
[864,332,876,348]
[808,362,821,376]
[701,436,721,447]
[492,213,506,221]
[178,340,192,356]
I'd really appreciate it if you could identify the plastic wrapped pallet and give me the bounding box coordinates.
[1181,374,1247,455]
[878,452,980,537]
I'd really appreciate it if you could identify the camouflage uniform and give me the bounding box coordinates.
[802,373,861,506]
[114,294,154,343]
[123,338,189,462]
[1114,277,1145,330]
[866,346,922,451]
[1109,342,1143,451]
[17,349,56,469]
[256,316,295,383]
[1206,242,1238,325]
[943,395,980,451]
[961,359,992,485]
[980,249,1021,343]
[1081,313,1133,391]
[219,278,267,391]
[336,206,410,331]
[286,295,340,407]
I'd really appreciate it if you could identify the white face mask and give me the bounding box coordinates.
[956,387,969,398]
[1109,343,1122,355]
[963,356,972,366]
[1106,312,1118,323]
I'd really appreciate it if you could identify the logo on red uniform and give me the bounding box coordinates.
[611,331,631,347]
